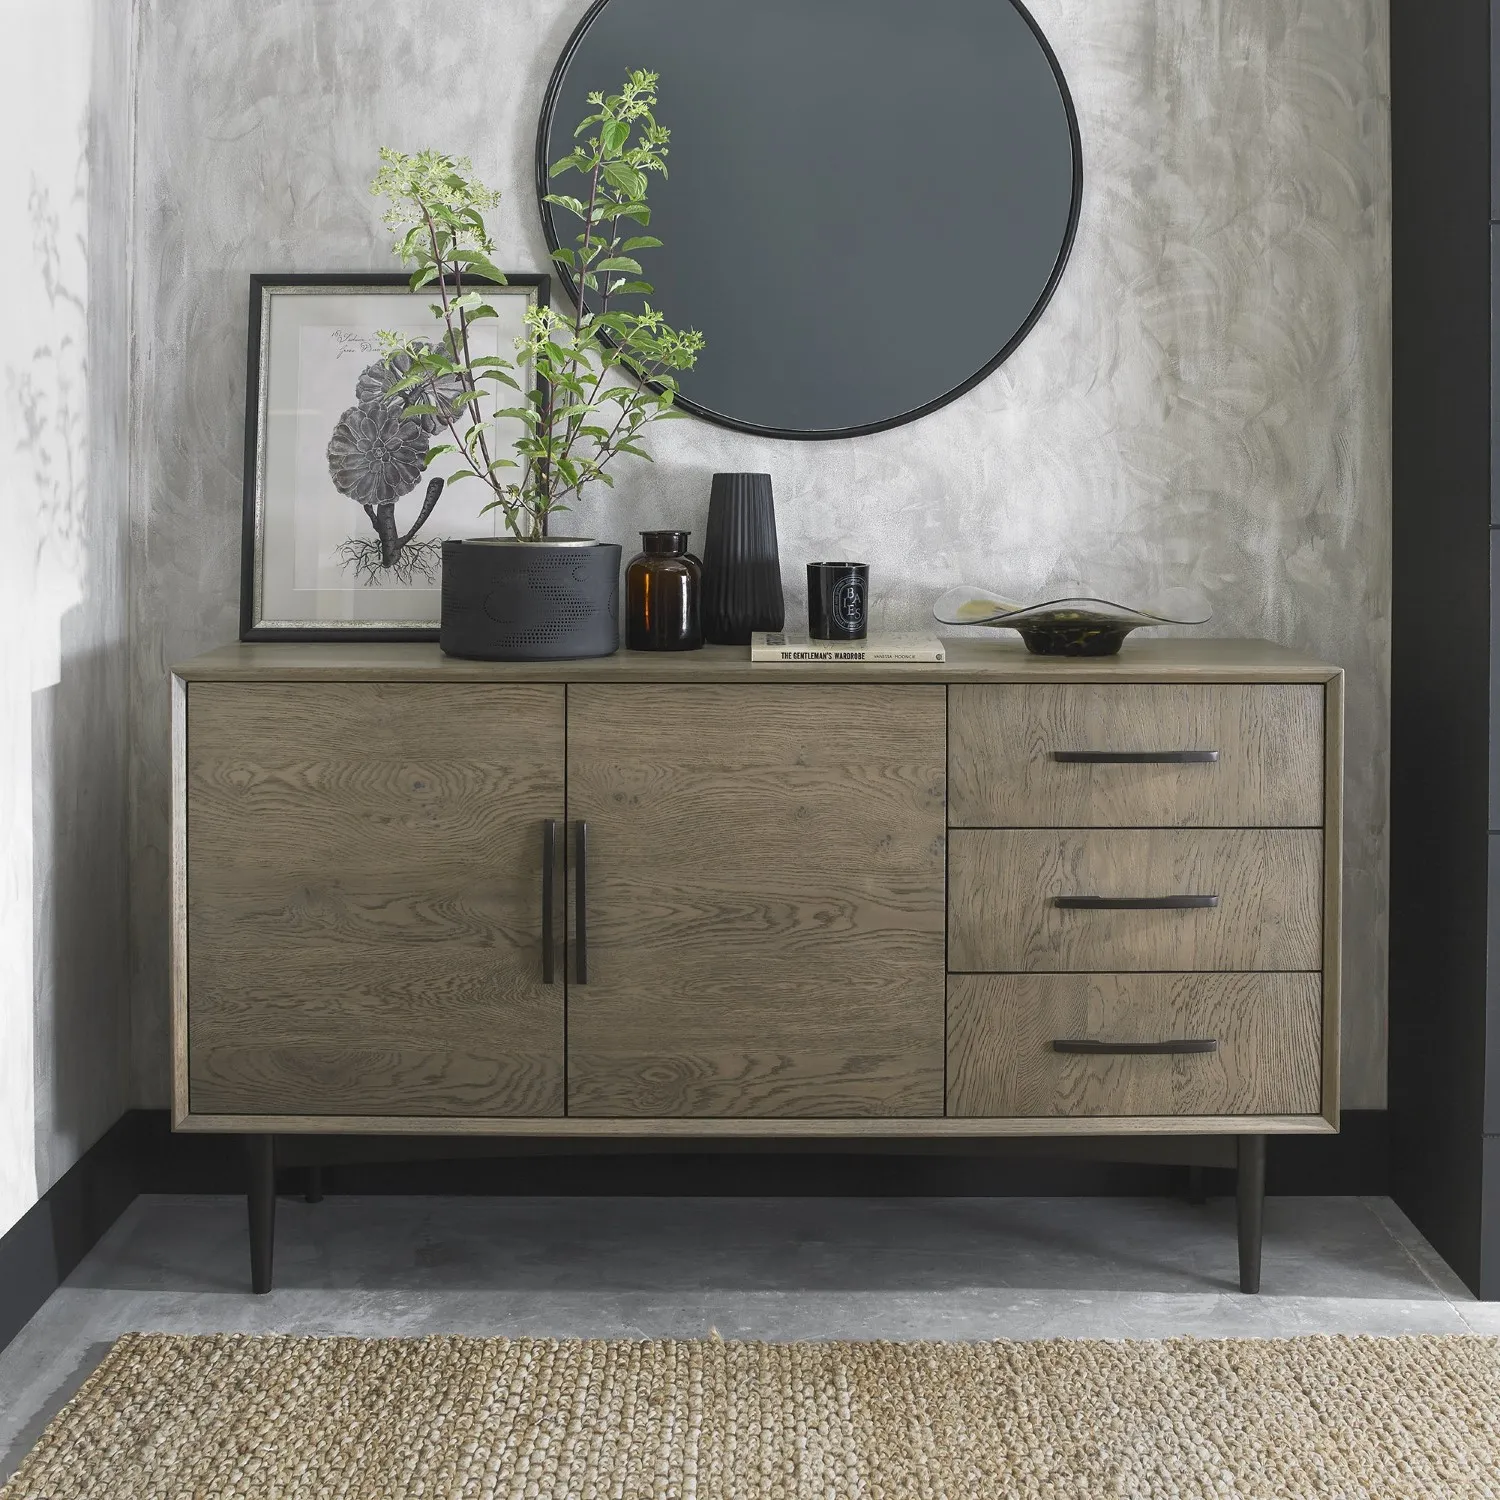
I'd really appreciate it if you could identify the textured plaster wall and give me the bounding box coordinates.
[128,0,1391,1105]
[0,0,133,1234]
[31,0,135,1196]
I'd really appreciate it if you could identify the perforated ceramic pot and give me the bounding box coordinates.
[439,538,621,660]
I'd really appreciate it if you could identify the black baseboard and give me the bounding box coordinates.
[0,1113,141,1353]
[1268,1109,1389,1195]
[0,1107,1391,1355]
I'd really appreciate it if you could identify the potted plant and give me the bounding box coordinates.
[371,69,704,659]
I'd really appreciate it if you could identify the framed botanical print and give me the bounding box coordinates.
[239,272,548,640]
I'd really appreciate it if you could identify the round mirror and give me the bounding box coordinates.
[538,0,1081,439]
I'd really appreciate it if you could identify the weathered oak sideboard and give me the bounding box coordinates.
[171,639,1343,1293]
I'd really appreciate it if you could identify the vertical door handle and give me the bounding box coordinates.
[574,820,588,984]
[541,819,558,983]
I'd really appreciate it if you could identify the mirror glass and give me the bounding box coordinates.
[539,0,1081,439]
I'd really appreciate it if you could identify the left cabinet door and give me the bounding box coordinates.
[184,682,566,1120]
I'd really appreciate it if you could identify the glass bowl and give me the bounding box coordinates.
[933,586,1211,656]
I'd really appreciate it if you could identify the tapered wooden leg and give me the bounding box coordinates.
[1186,1164,1207,1205]
[1237,1134,1266,1294]
[305,1165,324,1204]
[247,1134,276,1295]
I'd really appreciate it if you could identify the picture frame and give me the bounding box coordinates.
[239,272,549,641]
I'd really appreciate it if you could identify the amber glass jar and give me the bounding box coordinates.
[626,530,703,651]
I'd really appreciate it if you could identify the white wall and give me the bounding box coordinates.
[126,0,1390,1105]
[31,0,134,1195]
[0,0,133,1235]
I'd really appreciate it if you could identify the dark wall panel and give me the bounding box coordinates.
[1493,231,1500,526]
[1490,837,1500,1136]
[1493,0,1500,223]
[1485,1135,1500,1297]
[1389,0,1494,1295]
[1492,526,1500,828]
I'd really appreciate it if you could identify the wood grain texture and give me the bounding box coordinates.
[948,683,1324,828]
[172,638,1343,686]
[948,829,1323,972]
[172,660,1342,1137]
[171,1110,1334,1137]
[171,674,190,1124]
[946,973,1323,1117]
[1323,671,1345,1124]
[565,684,947,1118]
[186,682,566,1117]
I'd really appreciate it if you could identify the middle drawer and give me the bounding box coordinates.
[949,828,1323,972]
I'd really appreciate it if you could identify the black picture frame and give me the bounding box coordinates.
[535,0,1082,442]
[239,271,550,642]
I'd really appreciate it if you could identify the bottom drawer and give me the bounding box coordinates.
[946,973,1322,1118]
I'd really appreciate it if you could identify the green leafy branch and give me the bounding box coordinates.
[369,148,524,528]
[369,70,704,541]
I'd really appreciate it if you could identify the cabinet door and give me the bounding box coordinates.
[566,684,947,1117]
[186,683,565,1118]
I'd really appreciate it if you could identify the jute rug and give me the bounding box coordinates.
[5,1332,1500,1498]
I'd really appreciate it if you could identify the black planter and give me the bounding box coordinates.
[440,539,621,660]
[700,473,785,645]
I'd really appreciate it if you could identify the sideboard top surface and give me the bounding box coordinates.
[174,638,1341,685]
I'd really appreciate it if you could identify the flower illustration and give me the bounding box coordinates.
[326,402,428,507]
[355,345,461,434]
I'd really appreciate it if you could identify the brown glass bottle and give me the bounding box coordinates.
[626,530,704,651]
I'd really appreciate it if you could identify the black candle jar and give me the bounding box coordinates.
[807,562,869,640]
[626,530,703,651]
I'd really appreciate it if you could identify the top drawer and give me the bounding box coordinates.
[949,683,1324,828]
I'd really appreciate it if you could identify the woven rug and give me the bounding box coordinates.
[6,1332,1500,1498]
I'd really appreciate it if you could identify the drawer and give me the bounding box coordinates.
[948,683,1324,827]
[946,973,1323,1117]
[948,829,1322,972]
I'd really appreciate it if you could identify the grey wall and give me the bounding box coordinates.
[0,0,135,1230]
[127,0,1391,1106]
[30,0,136,1194]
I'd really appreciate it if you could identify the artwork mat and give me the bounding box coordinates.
[240,273,549,641]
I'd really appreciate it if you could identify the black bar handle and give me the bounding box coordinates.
[1052,894,1220,910]
[574,820,588,984]
[1051,750,1220,764]
[541,819,558,984]
[1052,1038,1219,1055]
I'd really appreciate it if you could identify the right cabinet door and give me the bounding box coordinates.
[565,684,947,1117]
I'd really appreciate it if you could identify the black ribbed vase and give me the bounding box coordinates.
[701,474,785,645]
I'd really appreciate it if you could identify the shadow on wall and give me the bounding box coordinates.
[24,0,136,1199]
[23,0,135,1195]
[32,635,130,1194]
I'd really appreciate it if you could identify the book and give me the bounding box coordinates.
[750,632,946,663]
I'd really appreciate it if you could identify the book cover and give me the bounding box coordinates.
[750,632,946,663]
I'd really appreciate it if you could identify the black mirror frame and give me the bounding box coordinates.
[535,0,1084,442]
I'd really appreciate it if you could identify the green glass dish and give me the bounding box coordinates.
[932,586,1210,657]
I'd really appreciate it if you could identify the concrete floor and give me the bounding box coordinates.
[1,1192,1493,1480]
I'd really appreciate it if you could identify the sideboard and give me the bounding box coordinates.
[171,638,1343,1294]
